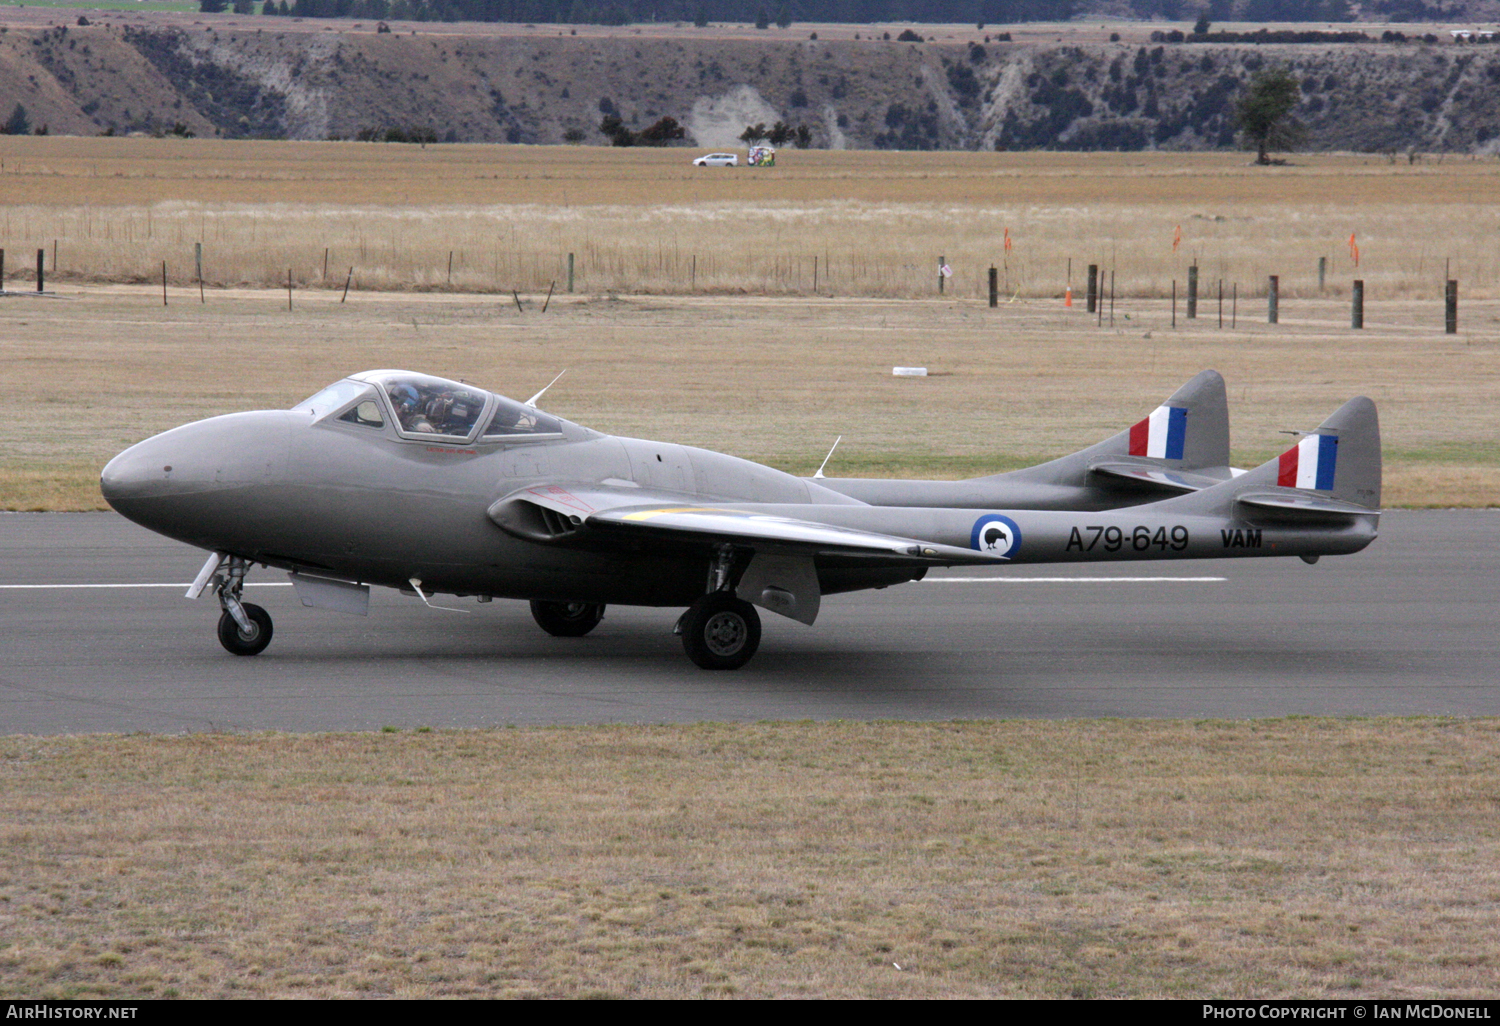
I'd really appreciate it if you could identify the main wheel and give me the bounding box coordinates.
[217,602,273,656]
[680,593,761,670]
[530,599,606,637]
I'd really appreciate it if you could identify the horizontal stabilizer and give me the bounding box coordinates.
[1235,492,1384,519]
[1087,461,1228,494]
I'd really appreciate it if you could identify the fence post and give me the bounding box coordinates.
[988,267,998,308]
[1186,264,1198,319]
[938,254,945,295]
[36,248,44,293]
[1172,280,1177,328]
[1086,264,1098,313]
[1318,256,1327,291]
[1445,279,1458,333]
[1267,274,1279,324]
[1351,279,1364,329]
[568,252,575,293]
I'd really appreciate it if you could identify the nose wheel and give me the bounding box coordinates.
[206,554,275,656]
[679,592,761,670]
[217,603,274,656]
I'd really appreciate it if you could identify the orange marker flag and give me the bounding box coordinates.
[1003,227,1012,252]
[1173,224,1182,252]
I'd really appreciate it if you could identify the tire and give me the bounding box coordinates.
[530,599,606,638]
[680,593,761,670]
[217,602,273,656]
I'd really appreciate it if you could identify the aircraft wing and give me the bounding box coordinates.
[587,503,1004,565]
[487,483,1001,566]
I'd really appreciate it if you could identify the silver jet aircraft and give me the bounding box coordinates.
[100,370,1381,670]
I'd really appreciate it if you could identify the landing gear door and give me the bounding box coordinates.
[736,552,821,626]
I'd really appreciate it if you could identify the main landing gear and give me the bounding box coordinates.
[678,592,761,670]
[675,544,761,670]
[530,599,605,637]
[210,555,274,656]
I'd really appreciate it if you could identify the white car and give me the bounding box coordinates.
[692,152,739,167]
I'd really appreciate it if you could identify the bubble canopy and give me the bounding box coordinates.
[292,370,562,443]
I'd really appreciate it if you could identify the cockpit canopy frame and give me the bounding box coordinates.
[293,370,564,445]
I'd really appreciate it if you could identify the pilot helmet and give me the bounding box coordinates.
[389,383,421,413]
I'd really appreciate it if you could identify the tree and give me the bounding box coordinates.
[599,114,635,146]
[1235,66,1302,164]
[3,104,29,136]
[637,116,686,146]
[739,122,768,144]
[1193,13,1211,33]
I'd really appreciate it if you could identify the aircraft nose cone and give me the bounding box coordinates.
[100,438,175,507]
[101,411,292,544]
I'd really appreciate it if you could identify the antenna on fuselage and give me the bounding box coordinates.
[524,369,567,408]
[813,436,843,480]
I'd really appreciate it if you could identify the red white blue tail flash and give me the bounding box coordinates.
[1278,434,1339,491]
[1128,405,1187,460]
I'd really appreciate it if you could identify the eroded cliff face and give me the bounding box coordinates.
[4,19,1498,154]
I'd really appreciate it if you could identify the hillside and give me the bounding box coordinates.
[2,12,1499,152]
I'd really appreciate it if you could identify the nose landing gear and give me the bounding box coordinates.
[208,555,274,656]
[218,601,274,656]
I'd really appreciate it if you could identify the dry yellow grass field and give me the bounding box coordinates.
[2,719,1498,999]
[4,139,1500,300]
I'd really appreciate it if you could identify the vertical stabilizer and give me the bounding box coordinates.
[1006,368,1231,481]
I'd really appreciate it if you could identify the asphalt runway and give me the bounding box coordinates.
[1,510,1495,735]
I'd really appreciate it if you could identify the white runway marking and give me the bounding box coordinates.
[0,582,294,589]
[924,576,1226,583]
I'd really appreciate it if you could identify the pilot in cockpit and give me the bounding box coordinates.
[388,382,437,433]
